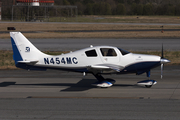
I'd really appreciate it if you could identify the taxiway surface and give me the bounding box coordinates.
[0,66,180,99]
[1,36,180,119]
[0,38,180,51]
[0,66,180,119]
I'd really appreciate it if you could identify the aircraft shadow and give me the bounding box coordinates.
[60,79,97,92]
[0,79,98,92]
[0,82,16,87]
[0,79,143,92]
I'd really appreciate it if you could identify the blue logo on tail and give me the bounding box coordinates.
[25,47,30,52]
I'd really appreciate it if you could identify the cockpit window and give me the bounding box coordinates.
[85,49,97,57]
[100,48,117,57]
[118,48,130,55]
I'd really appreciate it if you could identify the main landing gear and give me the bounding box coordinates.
[91,74,116,88]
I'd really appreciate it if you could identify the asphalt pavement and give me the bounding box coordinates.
[0,35,180,119]
[1,38,180,51]
[0,65,180,119]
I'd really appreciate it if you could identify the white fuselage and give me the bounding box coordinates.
[33,46,161,74]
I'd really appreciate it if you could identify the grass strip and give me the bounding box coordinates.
[1,31,180,39]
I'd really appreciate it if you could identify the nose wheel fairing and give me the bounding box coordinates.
[136,70,157,88]
[137,80,157,88]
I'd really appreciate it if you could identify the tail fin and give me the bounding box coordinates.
[10,32,47,66]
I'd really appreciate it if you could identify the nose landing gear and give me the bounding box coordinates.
[137,71,157,88]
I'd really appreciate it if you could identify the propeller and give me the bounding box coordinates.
[161,43,164,59]
[161,63,163,79]
[161,44,164,79]
[160,44,170,79]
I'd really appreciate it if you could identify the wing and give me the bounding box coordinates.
[88,64,124,74]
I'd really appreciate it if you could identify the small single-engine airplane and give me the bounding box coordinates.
[10,32,170,88]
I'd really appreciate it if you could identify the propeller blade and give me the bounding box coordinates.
[161,63,163,79]
[161,43,164,59]
[160,44,170,79]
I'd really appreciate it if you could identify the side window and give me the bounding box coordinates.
[100,48,117,57]
[85,49,97,57]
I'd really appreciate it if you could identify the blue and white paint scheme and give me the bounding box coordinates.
[10,32,170,88]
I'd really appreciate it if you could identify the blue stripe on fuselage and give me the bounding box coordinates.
[121,61,160,74]
[10,37,23,65]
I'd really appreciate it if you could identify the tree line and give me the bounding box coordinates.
[1,0,180,16]
[55,0,180,16]
[63,0,180,16]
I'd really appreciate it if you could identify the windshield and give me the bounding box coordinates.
[118,48,130,56]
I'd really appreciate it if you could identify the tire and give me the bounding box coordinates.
[145,85,152,88]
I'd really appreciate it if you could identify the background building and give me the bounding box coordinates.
[10,0,77,22]
[0,0,77,22]
[16,0,54,6]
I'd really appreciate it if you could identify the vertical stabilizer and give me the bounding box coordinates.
[10,32,47,65]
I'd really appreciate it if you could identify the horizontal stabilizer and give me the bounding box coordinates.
[18,60,39,64]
